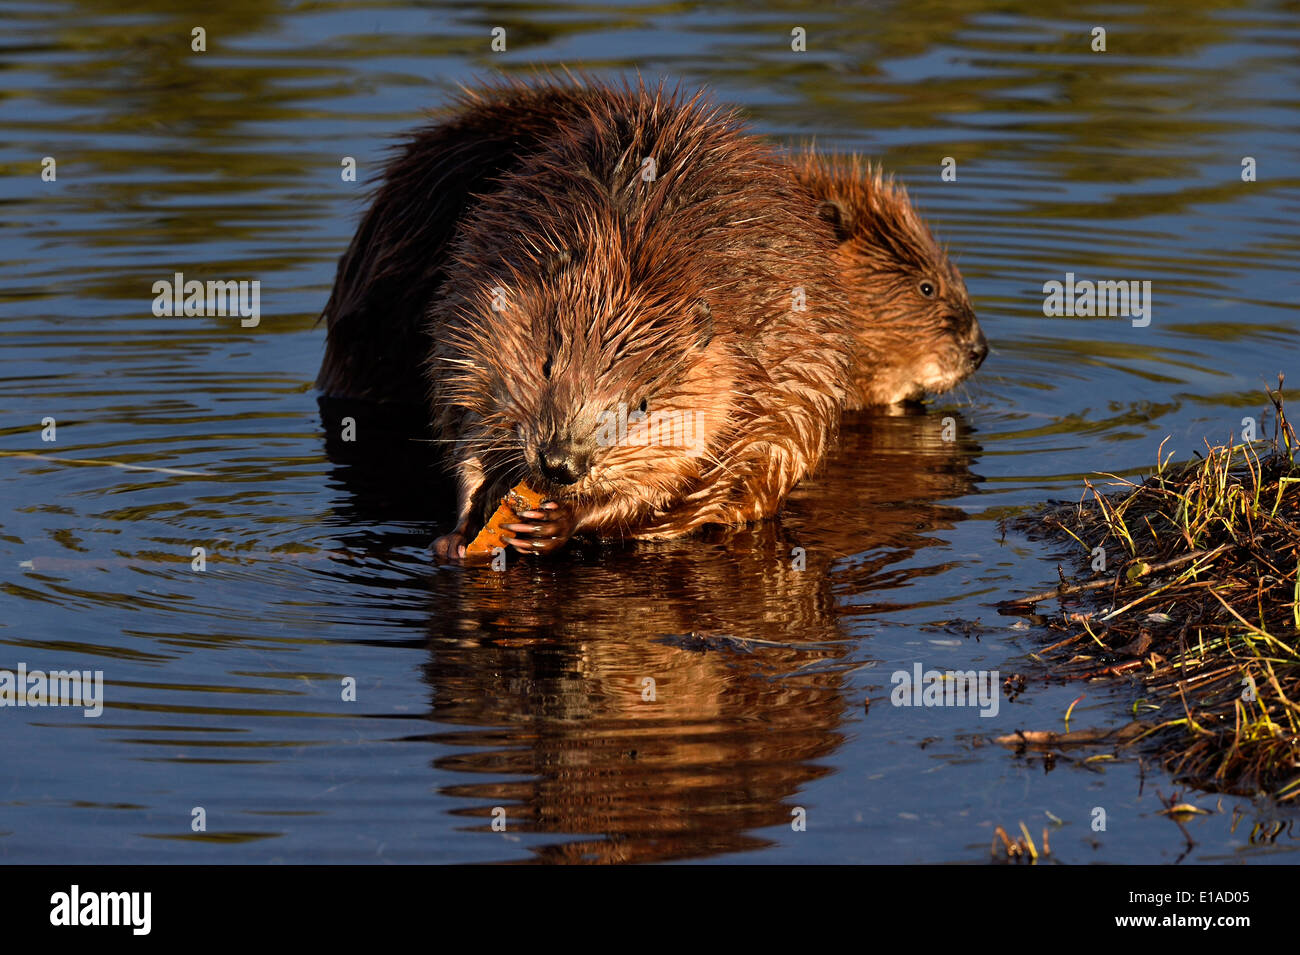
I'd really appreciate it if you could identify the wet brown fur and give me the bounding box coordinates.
[318,79,638,405]
[318,82,984,413]
[317,76,983,549]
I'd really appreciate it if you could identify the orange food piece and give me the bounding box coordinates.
[465,483,545,556]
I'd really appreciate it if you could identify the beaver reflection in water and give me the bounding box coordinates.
[317,78,986,559]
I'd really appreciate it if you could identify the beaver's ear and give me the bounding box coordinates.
[692,300,714,348]
[815,200,854,243]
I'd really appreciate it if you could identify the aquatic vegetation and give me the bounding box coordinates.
[1009,378,1300,799]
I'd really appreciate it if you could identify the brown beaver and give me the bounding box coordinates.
[789,151,986,408]
[383,80,854,558]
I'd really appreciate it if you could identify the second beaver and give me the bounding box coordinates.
[790,151,987,408]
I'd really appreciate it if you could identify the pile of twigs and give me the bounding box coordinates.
[1006,378,1300,799]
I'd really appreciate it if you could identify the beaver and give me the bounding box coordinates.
[373,80,857,559]
[789,151,986,408]
[318,80,985,414]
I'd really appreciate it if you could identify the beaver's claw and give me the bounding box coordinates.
[501,501,577,556]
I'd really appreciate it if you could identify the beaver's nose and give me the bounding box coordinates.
[968,330,989,369]
[538,439,588,486]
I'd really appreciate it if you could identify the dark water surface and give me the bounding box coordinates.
[2,0,1299,863]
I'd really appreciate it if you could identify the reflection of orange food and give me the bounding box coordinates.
[465,483,545,556]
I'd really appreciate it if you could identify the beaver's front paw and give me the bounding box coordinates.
[501,501,577,556]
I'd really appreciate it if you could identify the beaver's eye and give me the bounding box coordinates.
[638,397,649,414]
[542,355,553,379]
[918,280,937,299]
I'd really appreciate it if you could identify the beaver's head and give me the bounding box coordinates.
[438,212,738,515]
[791,153,987,408]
